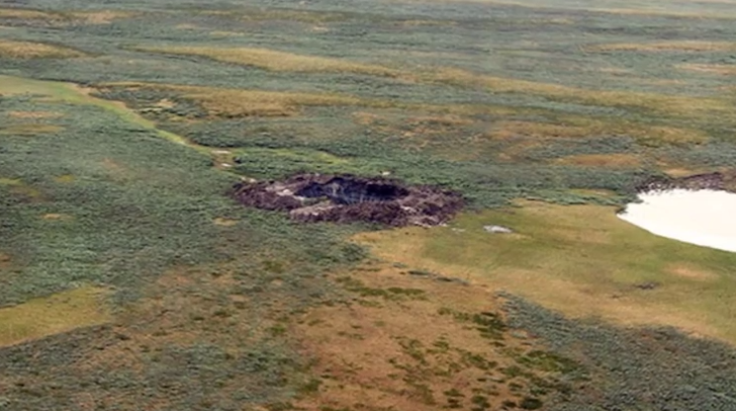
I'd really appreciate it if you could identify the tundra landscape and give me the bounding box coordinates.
[1,0,736,410]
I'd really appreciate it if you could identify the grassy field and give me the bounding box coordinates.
[0,286,110,347]
[356,200,736,342]
[1,0,736,409]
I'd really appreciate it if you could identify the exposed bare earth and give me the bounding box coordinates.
[232,173,464,227]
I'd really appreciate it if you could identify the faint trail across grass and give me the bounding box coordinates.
[0,75,199,151]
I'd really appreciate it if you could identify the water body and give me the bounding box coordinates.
[618,189,736,253]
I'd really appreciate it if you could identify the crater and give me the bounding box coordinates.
[231,173,463,227]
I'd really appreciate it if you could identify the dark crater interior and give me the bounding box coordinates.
[231,173,464,226]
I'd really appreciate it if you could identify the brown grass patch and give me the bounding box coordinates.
[678,63,736,76]
[352,111,383,126]
[0,8,59,20]
[8,110,63,119]
[652,155,722,178]
[154,99,176,109]
[0,8,133,25]
[0,252,11,270]
[196,8,347,24]
[664,168,700,178]
[429,67,729,119]
[0,124,64,135]
[0,286,111,347]
[488,119,707,145]
[420,0,736,18]
[401,19,457,27]
[8,184,43,202]
[294,263,555,411]
[0,39,85,58]
[101,82,372,118]
[133,46,401,77]
[667,264,719,281]
[0,177,21,186]
[599,67,632,75]
[53,174,76,184]
[213,218,239,227]
[553,153,641,168]
[407,114,474,127]
[209,30,245,37]
[68,11,136,24]
[569,188,618,198]
[635,125,709,144]
[41,213,73,221]
[586,41,736,53]
[489,121,591,140]
[662,167,716,178]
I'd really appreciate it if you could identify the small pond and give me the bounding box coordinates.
[618,189,736,253]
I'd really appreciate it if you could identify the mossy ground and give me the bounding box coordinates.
[1,0,736,409]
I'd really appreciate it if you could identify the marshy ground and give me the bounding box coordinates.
[2,0,736,410]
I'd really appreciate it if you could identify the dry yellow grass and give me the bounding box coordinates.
[41,213,73,221]
[635,125,709,144]
[595,7,736,18]
[0,8,132,25]
[488,119,708,145]
[0,40,85,58]
[401,19,457,27]
[414,0,736,18]
[0,8,59,20]
[429,67,730,119]
[101,82,377,117]
[489,120,591,140]
[586,41,736,53]
[569,188,618,198]
[0,286,111,347]
[678,63,736,76]
[128,46,729,120]
[294,263,553,411]
[8,111,63,119]
[209,30,244,37]
[0,124,64,135]
[407,114,475,126]
[213,217,239,227]
[667,264,719,281]
[134,46,401,77]
[172,86,364,117]
[68,11,136,24]
[0,178,22,186]
[9,185,42,201]
[553,153,641,168]
[53,174,76,184]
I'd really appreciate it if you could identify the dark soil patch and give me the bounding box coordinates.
[231,173,464,226]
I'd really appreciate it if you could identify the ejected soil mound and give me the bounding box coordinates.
[231,173,464,226]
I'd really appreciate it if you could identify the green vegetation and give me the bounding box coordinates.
[336,277,426,301]
[360,200,736,343]
[1,0,736,410]
[0,286,110,347]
